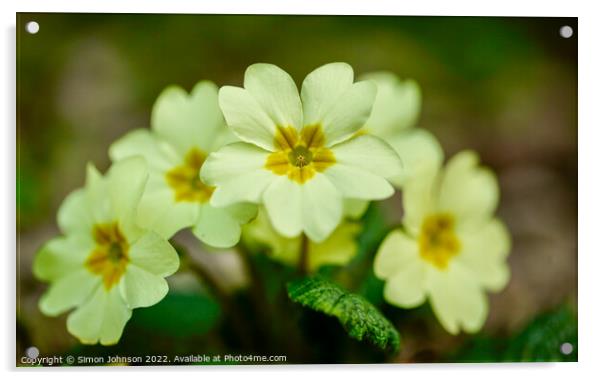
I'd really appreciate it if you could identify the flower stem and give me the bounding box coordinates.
[177,244,254,349]
[236,244,274,349]
[298,233,310,275]
[237,244,267,304]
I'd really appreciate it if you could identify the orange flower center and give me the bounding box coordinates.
[85,222,130,290]
[165,148,215,203]
[418,213,461,270]
[265,124,336,184]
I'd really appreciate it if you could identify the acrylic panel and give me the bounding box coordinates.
[16,13,578,366]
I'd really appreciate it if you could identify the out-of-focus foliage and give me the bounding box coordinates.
[336,204,391,307]
[505,305,577,362]
[130,292,221,339]
[287,277,400,352]
[452,305,577,362]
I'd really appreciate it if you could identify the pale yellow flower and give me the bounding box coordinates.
[201,63,402,242]
[33,158,179,345]
[110,81,256,248]
[374,151,511,334]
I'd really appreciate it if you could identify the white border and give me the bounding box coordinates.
[3,1,600,379]
[7,0,581,16]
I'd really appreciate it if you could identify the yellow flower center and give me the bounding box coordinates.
[418,213,461,270]
[289,145,313,167]
[165,148,215,203]
[85,222,130,290]
[265,124,336,184]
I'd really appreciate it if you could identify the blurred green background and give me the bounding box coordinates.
[17,14,577,364]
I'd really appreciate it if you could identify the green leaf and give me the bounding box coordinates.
[504,306,577,362]
[451,305,577,363]
[287,276,401,352]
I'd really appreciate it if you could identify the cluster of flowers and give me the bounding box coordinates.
[34,62,510,344]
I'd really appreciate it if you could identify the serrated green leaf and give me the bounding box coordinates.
[287,277,401,352]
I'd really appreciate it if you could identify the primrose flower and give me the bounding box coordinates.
[242,208,361,271]
[374,151,511,335]
[201,63,403,242]
[33,158,179,345]
[109,81,256,247]
[359,72,443,187]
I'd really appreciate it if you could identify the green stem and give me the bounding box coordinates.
[239,242,309,359]
[298,233,310,275]
[237,244,267,305]
[236,244,274,349]
[178,246,254,350]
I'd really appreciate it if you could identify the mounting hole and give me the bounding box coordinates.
[559,25,573,39]
[560,342,574,355]
[25,346,39,359]
[25,21,39,34]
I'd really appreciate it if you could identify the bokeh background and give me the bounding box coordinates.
[17,14,577,364]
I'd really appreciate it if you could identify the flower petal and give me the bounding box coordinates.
[109,129,179,173]
[323,164,394,200]
[301,63,376,146]
[119,264,169,309]
[57,188,94,236]
[107,157,149,237]
[151,81,230,154]
[243,207,357,271]
[384,258,427,308]
[262,177,303,238]
[301,62,353,123]
[330,135,403,179]
[402,166,438,237]
[39,270,100,316]
[309,221,361,270]
[224,202,258,224]
[427,263,488,334]
[33,236,94,282]
[244,63,303,131]
[201,142,276,207]
[343,198,370,219]
[324,135,401,200]
[457,218,511,292]
[360,72,421,137]
[317,80,376,145]
[111,130,200,239]
[128,232,179,277]
[374,230,420,279]
[263,174,342,242]
[386,129,444,189]
[192,203,256,248]
[437,151,500,230]
[242,207,301,265]
[84,163,111,223]
[218,86,277,151]
[67,286,132,345]
[136,189,199,239]
[300,174,343,242]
